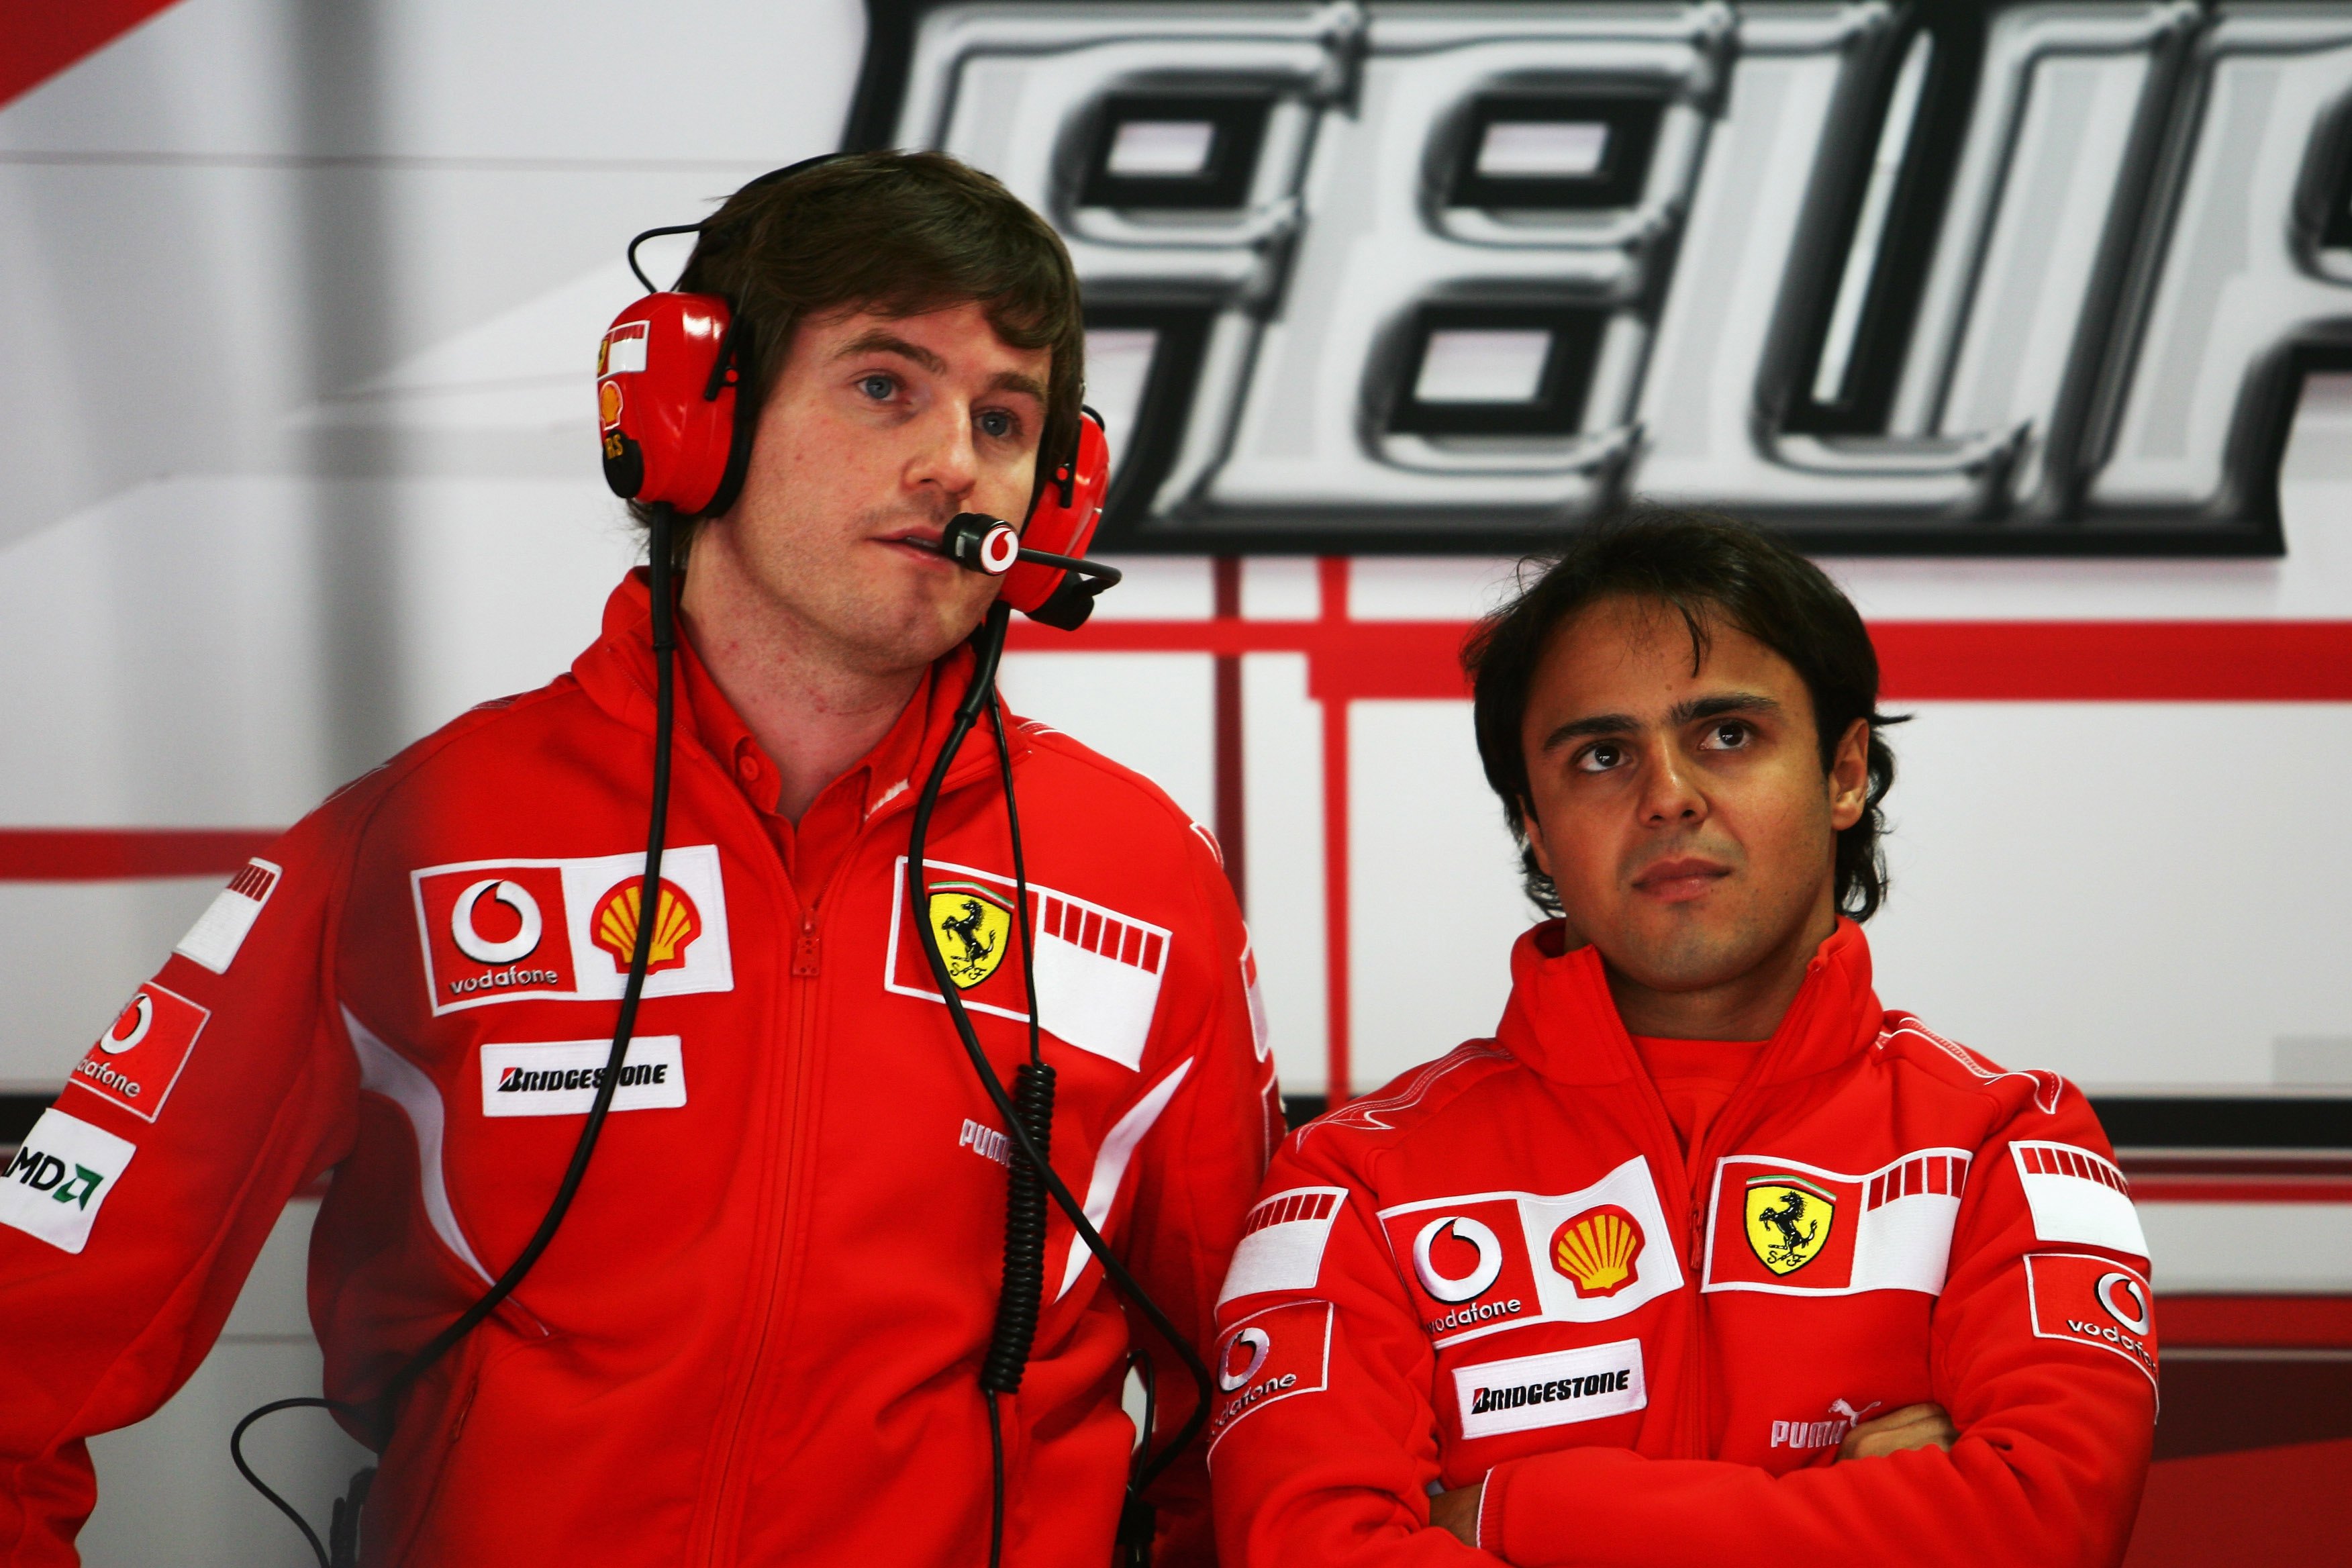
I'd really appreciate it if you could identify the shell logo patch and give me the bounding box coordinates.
[591,878,702,974]
[927,883,1012,989]
[1551,1205,1646,1297]
[1745,1177,1837,1275]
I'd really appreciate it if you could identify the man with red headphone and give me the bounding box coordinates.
[0,152,1279,1566]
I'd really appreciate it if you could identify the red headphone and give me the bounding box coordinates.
[595,289,1112,630]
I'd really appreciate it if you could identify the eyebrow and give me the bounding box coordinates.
[1536,691,1782,754]
[834,330,1048,404]
[836,328,944,374]
[986,368,1048,404]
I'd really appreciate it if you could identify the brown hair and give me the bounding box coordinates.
[1464,506,1906,922]
[636,150,1085,548]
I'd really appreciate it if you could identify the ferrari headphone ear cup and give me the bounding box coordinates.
[596,293,739,514]
[1001,410,1110,617]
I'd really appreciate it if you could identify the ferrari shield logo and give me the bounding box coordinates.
[928,883,1013,989]
[1745,1178,1836,1276]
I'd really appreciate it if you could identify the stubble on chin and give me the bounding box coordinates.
[1602,908,1755,997]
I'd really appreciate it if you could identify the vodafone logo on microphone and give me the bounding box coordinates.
[411,848,734,1014]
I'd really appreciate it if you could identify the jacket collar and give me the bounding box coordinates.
[1493,917,1883,1089]
[571,571,1024,812]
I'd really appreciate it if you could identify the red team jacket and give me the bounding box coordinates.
[0,575,1279,1567]
[1210,920,2156,1568]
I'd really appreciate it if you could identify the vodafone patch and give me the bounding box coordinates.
[1218,1186,1346,1305]
[2024,1252,2158,1391]
[174,858,281,974]
[1208,1300,1332,1451]
[68,982,209,1123]
[410,846,733,1014]
[1,1108,136,1253]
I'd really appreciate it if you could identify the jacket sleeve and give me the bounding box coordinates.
[1119,831,1283,1568]
[0,808,362,1567]
[1208,1131,1501,1568]
[1478,1084,2157,1568]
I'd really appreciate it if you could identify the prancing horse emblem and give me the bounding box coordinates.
[1745,1177,1836,1275]
[927,883,1013,990]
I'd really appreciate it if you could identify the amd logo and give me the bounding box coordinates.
[852,1,2352,554]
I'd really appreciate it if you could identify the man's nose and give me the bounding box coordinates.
[908,402,979,497]
[1637,742,1705,826]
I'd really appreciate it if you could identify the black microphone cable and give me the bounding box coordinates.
[903,599,1214,1568]
[234,503,685,1568]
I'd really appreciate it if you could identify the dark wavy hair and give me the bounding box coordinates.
[631,150,1085,553]
[1464,507,1906,922]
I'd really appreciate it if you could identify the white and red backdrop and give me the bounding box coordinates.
[2,2,2347,1563]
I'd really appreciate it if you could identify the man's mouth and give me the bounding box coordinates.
[1631,856,1732,903]
[875,525,954,565]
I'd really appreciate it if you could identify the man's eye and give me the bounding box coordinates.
[1575,742,1624,775]
[977,409,1017,440]
[857,373,895,401]
[1704,721,1749,750]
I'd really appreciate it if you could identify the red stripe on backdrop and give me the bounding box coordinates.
[1873,621,2352,700]
[1007,618,2352,702]
[2130,1176,2352,1202]
[2161,1295,2352,1349]
[0,0,185,108]
[0,829,279,881]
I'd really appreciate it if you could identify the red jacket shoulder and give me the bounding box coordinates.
[1872,1009,2096,1142]
[1012,713,1229,875]
[1287,1041,1518,1170]
[309,676,591,824]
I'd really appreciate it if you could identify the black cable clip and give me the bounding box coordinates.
[328,1466,374,1568]
[1116,1493,1156,1568]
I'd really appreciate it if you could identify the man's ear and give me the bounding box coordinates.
[1827,718,1871,832]
[1520,801,1555,879]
